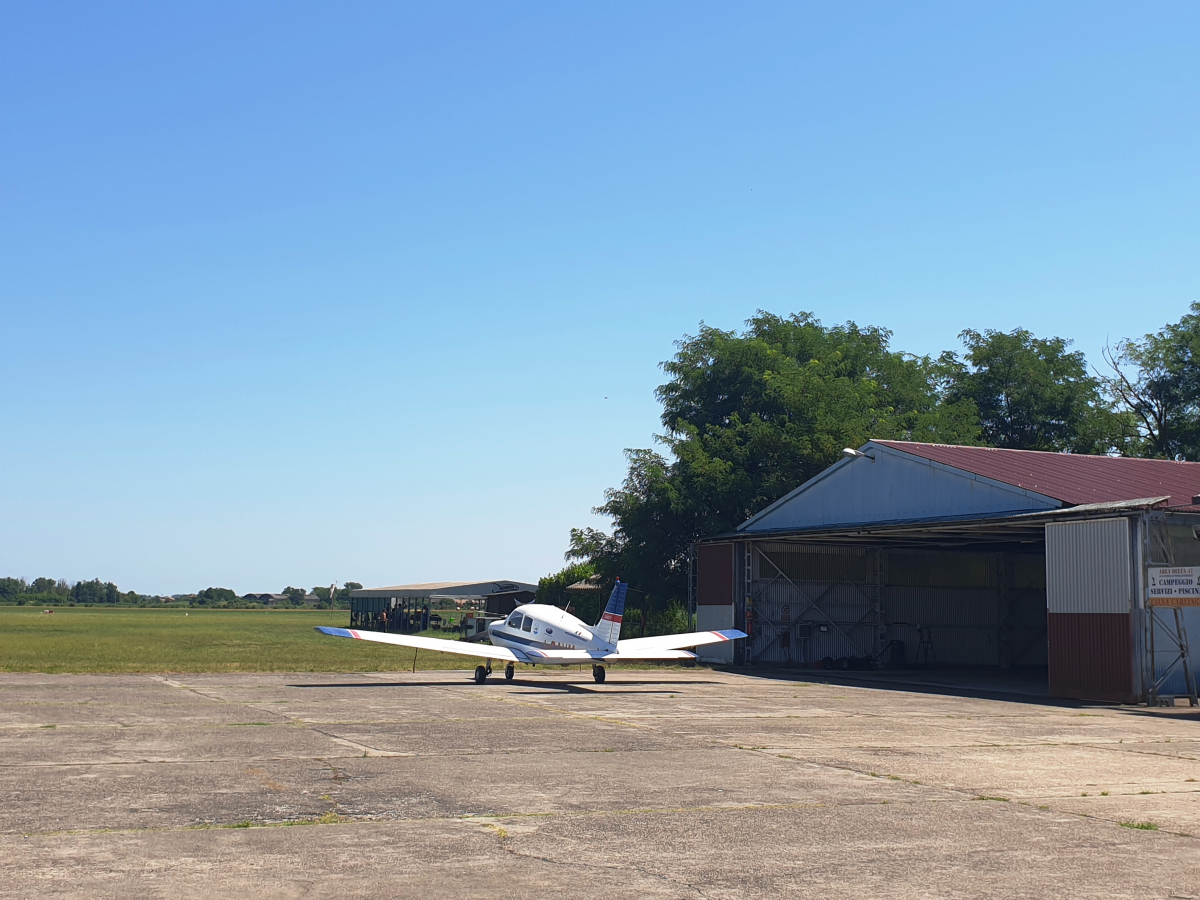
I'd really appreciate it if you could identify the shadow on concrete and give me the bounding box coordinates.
[1123,706,1200,722]
[517,686,689,695]
[722,666,1096,708]
[288,679,720,690]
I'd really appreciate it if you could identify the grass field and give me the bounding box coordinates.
[0,607,490,674]
[0,607,698,675]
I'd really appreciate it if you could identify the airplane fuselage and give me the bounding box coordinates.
[486,603,611,662]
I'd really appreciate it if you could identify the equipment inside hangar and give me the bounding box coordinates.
[694,441,1200,705]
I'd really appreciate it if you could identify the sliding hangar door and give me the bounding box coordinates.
[696,513,1193,703]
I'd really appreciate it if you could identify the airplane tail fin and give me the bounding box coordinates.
[594,581,628,646]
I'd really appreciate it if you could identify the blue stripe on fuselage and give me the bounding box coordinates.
[490,629,580,651]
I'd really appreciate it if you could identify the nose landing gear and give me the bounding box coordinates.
[592,665,606,684]
[504,663,515,682]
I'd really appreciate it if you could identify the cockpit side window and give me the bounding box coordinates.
[522,617,534,632]
[508,614,523,629]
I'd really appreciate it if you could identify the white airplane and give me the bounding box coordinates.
[315,581,745,684]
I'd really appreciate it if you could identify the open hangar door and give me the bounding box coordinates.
[737,538,1047,675]
[698,506,1200,702]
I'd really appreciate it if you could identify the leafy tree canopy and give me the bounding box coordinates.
[71,579,121,604]
[536,562,597,619]
[939,328,1129,454]
[1103,302,1200,460]
[196,587,238,605]
[569,311,982,608]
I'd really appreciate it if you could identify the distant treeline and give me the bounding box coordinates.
[0,578,362,609]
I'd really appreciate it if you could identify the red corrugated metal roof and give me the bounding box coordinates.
[874,441,1200,508]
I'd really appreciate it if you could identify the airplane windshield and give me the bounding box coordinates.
[508,614,523,629]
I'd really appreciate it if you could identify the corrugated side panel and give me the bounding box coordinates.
[885,586,1000,666]
[1046,518,1131,614]
[749,579,873,663]
[888,552,998,588]
[1151,606,1200,696]
[744,444,1059,532]
[1048,612,1134,702]
[697,543,734,606]
[749,543,876,663]
[755,543,873,584]
[697,604,734,662]
[887,586,999,627]
[1006,589,1049,666]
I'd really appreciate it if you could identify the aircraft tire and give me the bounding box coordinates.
[474,665,488,685]
[592,665,606,684]
[504,663,515,682]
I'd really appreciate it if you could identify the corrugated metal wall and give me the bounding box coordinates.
[748,543,876,664]
[1044,518,1136,701]
[1047,613,1135,702]
[1046,518,1131,614]
[697,542,736,662]
[1152,606,1200,695]
[1148,515,1200,697]
[743,443,1060,532]
[697,543,734,606]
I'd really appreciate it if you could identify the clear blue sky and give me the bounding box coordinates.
[1,2,1197,595]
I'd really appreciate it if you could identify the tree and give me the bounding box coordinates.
[196,587,238,605]
[0,578,26,601]
[536,562,597,619]
[332,582,361,607]
[568,311,982,609]
[30,578,68,597]
[939,328,1129,453]
[1102,303,1200,460]
[71,579,120,604]
[283,586,306,607]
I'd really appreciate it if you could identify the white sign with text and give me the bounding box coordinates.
[1147,567,1200,607]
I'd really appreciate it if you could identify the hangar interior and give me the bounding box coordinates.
[742,538,1047,671]
[698,515,1050,677]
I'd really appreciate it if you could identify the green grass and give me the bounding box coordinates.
[0,607,703,675]
[0,607,488,674]
[1119,820,1160,831]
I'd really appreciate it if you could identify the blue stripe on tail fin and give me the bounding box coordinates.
[594,581,628,646]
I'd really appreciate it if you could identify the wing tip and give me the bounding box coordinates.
[315,626,354,638]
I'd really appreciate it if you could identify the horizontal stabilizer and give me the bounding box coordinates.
[616,629,746,654]
[314,626,527,663]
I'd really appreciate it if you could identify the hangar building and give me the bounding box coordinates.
[695,441,1200,704]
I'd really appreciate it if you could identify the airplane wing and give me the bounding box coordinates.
[599,648,699,661]
[519,647,700,662]
[314,627,528,663]
[615,629,746,655]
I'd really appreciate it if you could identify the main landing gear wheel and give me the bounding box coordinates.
[474,665,488,685]
[505,663,515,682]
[592,665,606,684]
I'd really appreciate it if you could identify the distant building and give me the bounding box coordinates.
[350,580,537,631]
[241,593,296,605]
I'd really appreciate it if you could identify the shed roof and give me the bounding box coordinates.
[876,442,1200,509]
[351,580,537,598]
